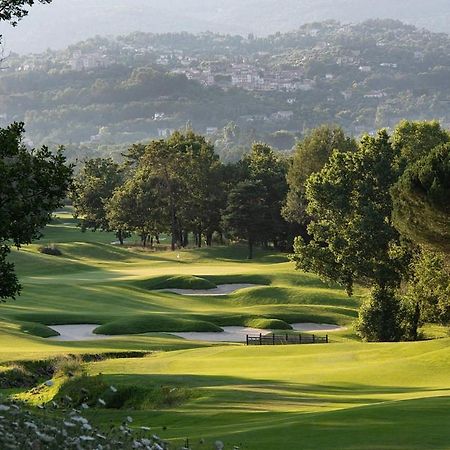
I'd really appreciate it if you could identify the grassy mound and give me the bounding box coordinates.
[137,275,217,290]
[94,315,222,335]
[244,318,292,330]
[18,321,59,338]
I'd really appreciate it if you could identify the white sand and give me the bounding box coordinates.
[45,322,345,342]
[291,323,346,332]
[157,283,261,296]
[172,326,271,342]
[47,324,111,341]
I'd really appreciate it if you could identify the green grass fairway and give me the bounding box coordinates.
[1,216,449,449]
[2,217,358,339]
[83,338,450,449]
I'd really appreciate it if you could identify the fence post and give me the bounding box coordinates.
[246,335,249,346]
[299,333,302,344]
[326,335,328,343]
[272,334,275,345]
[312,334,315,343]
[259,333,262,345]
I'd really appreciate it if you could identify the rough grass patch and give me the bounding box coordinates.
[56,374,195,410]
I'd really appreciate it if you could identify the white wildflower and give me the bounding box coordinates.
[126,416,133,423]
[98,398,106,406]
[81,403,89,409]
[63,421,76,428]
[110,385,117,393]
[80,435,95,441]
[140,426,151,431]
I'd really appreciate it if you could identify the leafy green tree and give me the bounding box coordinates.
[283,125,356,235]
[71,158,125,242]
[392,143,450,254]
[405,250,450,337]
[243,143,289,249]
[0,122,72,300]
[222,180,271,259]
[391,120,449,169]
[356,286,406,342]
[139,131,223,250]
[291,130,407,296]
[106,173,167,247]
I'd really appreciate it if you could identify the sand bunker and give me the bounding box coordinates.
[172,326,269,342]
[47,324,111,341]
[157,283,261,296]
[291,323,346,332]
[46,322,345,342]
[172,323,345,342]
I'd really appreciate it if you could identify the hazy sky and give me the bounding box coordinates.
[2,0,450,54]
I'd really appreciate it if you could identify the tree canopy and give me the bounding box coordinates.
[0,123,71,300]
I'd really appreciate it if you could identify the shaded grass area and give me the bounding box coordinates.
[73,339,450,449]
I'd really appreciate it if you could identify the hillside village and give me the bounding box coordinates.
[3,20,450,160]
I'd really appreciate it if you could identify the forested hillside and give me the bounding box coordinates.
[2,20,450,162]
[2,0,450,54]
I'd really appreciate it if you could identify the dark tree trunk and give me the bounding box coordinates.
[197,229,202,248]
[171,204,177,251]
[117,229,124,245]
[206,232,213,247]
[183,230,189,248]
[155,234,160,244]
[411,301,421,341]
[248,238,253,260]
[150,236,154,248]
[141,234,148,248]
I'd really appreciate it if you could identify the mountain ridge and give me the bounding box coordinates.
[2,0,450,54]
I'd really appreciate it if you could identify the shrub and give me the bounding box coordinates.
[356,286,407,342]
[38,245,62,256]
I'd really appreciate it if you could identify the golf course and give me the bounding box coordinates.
[0,211,448,449]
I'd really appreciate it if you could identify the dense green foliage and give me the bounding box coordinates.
[392,143,450,254]
[290,120,449,341]
[0,123,71,300]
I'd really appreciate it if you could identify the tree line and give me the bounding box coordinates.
[72,121,450,342]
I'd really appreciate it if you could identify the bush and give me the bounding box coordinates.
[356,286,407,342]
[38,245,62,256]
[56,374,195,410]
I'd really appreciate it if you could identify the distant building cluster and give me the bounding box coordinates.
[69,50,110,71]
[172,63,315,92]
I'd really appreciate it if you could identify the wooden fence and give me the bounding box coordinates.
[246,333,328,346]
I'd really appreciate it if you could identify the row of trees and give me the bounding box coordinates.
[71,131,289,258]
